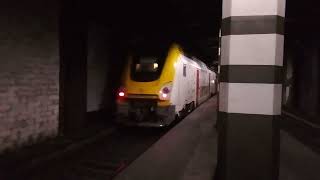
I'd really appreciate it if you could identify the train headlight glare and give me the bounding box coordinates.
[162,87,170,94]
[119,92,125,97]
[159,82,172,100]
[117,86,126,98]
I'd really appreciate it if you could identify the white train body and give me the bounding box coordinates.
[171,55,217,115]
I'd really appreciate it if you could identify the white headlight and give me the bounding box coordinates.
[159,82,172,100]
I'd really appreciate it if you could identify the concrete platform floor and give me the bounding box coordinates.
[280,131,320,180]
[114,97,218,180]
[114,96,320,180]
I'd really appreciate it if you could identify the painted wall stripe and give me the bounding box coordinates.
[218,112,280,124]
[221,34,284,66]
[219,82,282,115]
[217,111,280,179]
[222,0,286,18]
[221,15,284,36]
[220,65,283,84]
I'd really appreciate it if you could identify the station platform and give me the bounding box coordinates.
[114,97,218,180]
[114,96,320,180]
[280,131,320,180]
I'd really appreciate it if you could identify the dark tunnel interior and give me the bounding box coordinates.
[56,0,320,134]
[284,0,320,124]
[58,0,223,135]
[0,0,319,179]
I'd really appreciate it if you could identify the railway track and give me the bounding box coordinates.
[25,126,171,180]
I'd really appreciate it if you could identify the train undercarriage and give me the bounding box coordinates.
[116,99,176,127]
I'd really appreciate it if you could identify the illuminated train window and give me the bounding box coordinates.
[131,55,166,82]
[130,44,168,82]
[135,59,158,73]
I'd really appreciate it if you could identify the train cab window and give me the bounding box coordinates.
[130,46,168,82]
[129,39,171,82]
[183,64,187,77]
[135,58,159,73]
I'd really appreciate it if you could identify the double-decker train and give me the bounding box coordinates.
[116,43,217,127]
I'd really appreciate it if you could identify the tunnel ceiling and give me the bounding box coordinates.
[86,0,222,66]
[285,0,320,39]
[82,0,319,66]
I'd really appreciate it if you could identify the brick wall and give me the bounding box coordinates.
[0,0,59,152]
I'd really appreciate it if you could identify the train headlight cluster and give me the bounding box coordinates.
[159,82,172,100]
[119,92,125,97]
[117,86,126,99]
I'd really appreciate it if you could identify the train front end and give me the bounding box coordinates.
[116,45,180,127]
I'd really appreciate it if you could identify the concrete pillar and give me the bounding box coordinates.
[59,1,88,136]
[218,0,286,179]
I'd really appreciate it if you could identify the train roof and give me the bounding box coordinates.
[173,44,212,71]
[192,58,208,69]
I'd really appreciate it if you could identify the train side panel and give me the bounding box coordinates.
[170,55,198,115]
[169,55,182,112]
[197,69,208,105]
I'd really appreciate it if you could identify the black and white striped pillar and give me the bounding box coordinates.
[218,0,286,179]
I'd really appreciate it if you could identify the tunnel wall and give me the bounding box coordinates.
[283,0,320,124]
[294,42,319,118]
[0,0,59,152]
[284,37,320,124]
[87,23,110,113]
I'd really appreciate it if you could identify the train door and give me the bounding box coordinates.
[196,69,199,106]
